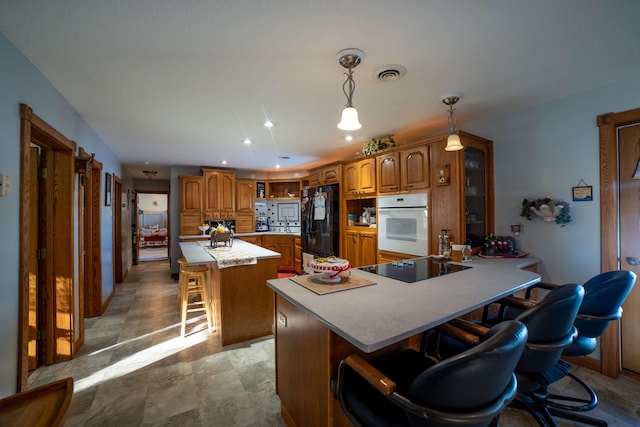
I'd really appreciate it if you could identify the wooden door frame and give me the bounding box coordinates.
[19,104,76,391]
[113,174,123,283]
[597,106,640,377]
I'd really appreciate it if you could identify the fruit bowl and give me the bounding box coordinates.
[197,225,210,235]
[309,256,351,283]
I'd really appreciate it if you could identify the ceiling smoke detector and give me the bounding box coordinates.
[374,64,407,82]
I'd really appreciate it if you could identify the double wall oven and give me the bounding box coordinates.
[377,193,428,257]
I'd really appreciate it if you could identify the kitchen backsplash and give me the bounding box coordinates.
[255,200,301,233]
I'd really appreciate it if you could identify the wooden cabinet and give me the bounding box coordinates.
[236,179,255,212]
[343,158,376,197]
[294,236,302,274]
[262,234,295,271]
[180,212,204,236]
[377,146,429,194]
[376,152,401,193]
[180,176,204,212]
[237,235,262,246]
[267,179,301,199]
[400,145,429,191]
[235,212,255,233]
[343,229,377,268]
[377,249,420,265]
[308,164,341,187]
[203,168,236,219]
[429,131,493,251]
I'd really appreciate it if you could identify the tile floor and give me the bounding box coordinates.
[28,260,640,426]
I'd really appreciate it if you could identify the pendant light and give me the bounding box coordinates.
[336,48,365,131]
[441,93,464,151]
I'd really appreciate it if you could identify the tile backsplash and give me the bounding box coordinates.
[255,200,301,233]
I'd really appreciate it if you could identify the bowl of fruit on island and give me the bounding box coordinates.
[309,256,351,283]
[198,224,210,235]
[209,224,233,248]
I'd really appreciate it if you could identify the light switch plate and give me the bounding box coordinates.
[277,312,287,327]
[0,174,10,196]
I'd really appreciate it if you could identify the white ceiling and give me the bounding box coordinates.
[2,1,639,179]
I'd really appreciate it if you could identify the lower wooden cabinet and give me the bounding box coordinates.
[237,235,262,246]
[262,235,295,272]
[343,230,377,268]
[294,236,302,274]
[377,249,420,264]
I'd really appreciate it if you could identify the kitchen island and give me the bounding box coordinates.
[266,256,540,427]
[179,239,280,346]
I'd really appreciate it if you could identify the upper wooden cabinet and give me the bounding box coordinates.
[377,146,429,194]
[429,131,493,251]
[236,179,255,212]
[343,158,376,197]
[400,146,430,191]
[308,164,342,187]
[203,168,236,219]
[180,176,204,212]
[377,152,401,193]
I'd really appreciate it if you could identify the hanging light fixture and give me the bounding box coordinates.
[440,93,464,151]
[336,48,365,131]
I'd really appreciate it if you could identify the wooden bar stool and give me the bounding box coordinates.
[178,259,213,337]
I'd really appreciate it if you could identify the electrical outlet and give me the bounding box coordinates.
[0,174,11,196]
[277,312,287,327]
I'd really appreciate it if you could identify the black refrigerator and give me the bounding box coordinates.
[301,183,340,272]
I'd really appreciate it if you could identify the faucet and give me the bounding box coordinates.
[284,216,291,233]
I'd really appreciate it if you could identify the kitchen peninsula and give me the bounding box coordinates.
[266,257,540,427]
[179,239,280,346]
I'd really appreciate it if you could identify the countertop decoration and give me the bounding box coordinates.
[520,197,572,227]
[362,135,396,155]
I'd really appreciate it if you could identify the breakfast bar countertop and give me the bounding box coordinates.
[267,256,540,353]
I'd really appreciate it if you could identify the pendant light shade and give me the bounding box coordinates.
[338,106,361,131]
[441,93,464,151]
[445,133,463,151]
[336,48,365,131]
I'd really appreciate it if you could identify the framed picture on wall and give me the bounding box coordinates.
[105,173,112,206]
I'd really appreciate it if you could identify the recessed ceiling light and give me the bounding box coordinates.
[221,160,227,165]
[344,135,353,142]
[275,163,281,169]
[243,138,253,145]
[263,120,274,128]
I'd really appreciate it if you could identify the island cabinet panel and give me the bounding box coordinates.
[262,235,295,271]
[180,176,204,212]
[236,179,255,212]
[209,258,278,346]
[376,152,401,193]
[400,145,430,191]
[203,168,236,219]
[343,158,376,197]
[274,294,417,427]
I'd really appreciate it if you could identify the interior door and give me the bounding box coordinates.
[618,125,640,374]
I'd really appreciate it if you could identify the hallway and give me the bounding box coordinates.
[27,261,640,426]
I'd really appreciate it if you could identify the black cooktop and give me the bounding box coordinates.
[358,257,471,283]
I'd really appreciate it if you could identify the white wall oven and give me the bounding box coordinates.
[377,193,428,257]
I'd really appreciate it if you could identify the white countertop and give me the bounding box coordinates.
[267,256,540,353]
[179,239,281,265]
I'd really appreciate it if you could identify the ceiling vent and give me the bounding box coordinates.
[374,64,407,82]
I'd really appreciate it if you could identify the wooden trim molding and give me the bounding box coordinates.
[18,104,76,391]
[597,106,640,378]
